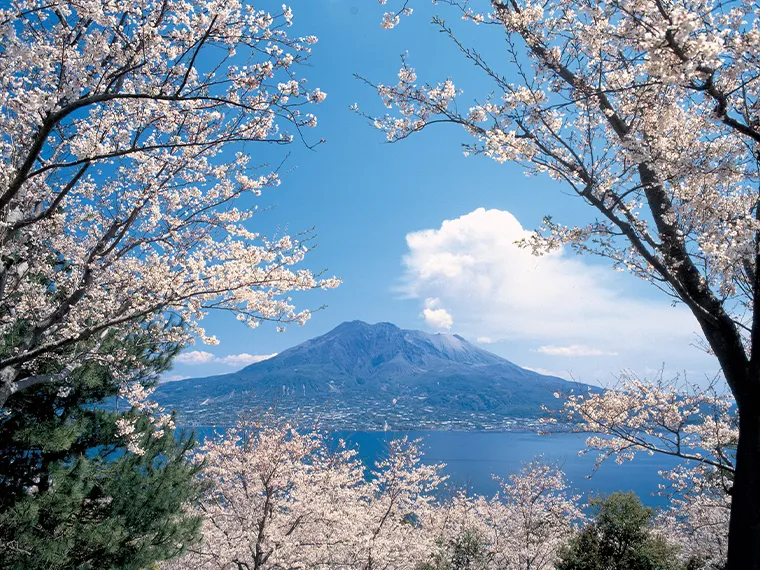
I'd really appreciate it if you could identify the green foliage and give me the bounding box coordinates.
[0,328,204,569]
[556,492,682,570]
[420,529,491,570]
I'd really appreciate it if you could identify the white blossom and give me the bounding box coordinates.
[0,0,339,407]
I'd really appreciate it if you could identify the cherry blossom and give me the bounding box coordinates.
[0,0,339,408]
[548,373,734,568]
[165,417,447,569]
[164,414,593,570]
[432,459,583,570]
[378,0,414,30]
[362,1,760,566]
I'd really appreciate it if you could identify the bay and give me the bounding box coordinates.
[333,430,679,506]
[192,428,680,507]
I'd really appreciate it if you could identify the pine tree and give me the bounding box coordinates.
[0,326,204,569]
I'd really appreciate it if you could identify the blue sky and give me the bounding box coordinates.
[165,1,719,387]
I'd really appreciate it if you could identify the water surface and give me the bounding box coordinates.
[333,430,677,505]
[192,428,679,506]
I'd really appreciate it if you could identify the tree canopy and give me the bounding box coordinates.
[363,0,760,566]
[0,0,339,408]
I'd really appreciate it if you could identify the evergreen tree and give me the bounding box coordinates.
[419,530,492,570]
[0,326,204,570]
[556,492,681,570]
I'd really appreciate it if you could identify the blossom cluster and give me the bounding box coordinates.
[115,382,176,454]
[0,0,338,406]
[378,0,414,29]
[549,373,733,568]
[362,0,760,347]
[164,418,584,570]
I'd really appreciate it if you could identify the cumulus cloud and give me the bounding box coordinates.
[477,336,495,344]
[537,345,618,357]
[421,297,453,329]
[175,350,277,367]
[402,208,711,377]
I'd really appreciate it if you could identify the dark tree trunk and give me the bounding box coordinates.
[726,401,760,570]
[0,379,11,410]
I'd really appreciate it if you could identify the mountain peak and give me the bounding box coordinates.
[266,320,508,373]
[156,319,597,430]
[331,320,399,333]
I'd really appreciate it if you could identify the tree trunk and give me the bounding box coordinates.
[726,406,760,570]
[0,371,12,409]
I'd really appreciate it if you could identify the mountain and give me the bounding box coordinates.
[156,321,597,430]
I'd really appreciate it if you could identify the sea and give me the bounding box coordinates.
[335,430,678,505]
[191,428,680,507]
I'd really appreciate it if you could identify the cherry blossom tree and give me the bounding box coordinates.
[656,471,730,569]
[168,416,588,570]
[550,373,733,567]
[0,0,338,409]
[350,436,447,569]
[164,420,365,569]
[164,418,447,570]
[431,460,583,570]
[361,0,760,566]
[496,460,583,569]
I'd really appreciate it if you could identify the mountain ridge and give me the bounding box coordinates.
[156,320,596,430]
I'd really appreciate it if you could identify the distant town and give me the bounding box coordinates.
[168,391,552,432]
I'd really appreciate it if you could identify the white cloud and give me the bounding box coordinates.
[175,350,277,368]
[161,374,190,383]
[175,350,216,365]
[217,353,278,367]
[402,208,711,378]
[421,297,453,329]
[523,367,575,381]
[477,336,495,344]
[537,345,618,357]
